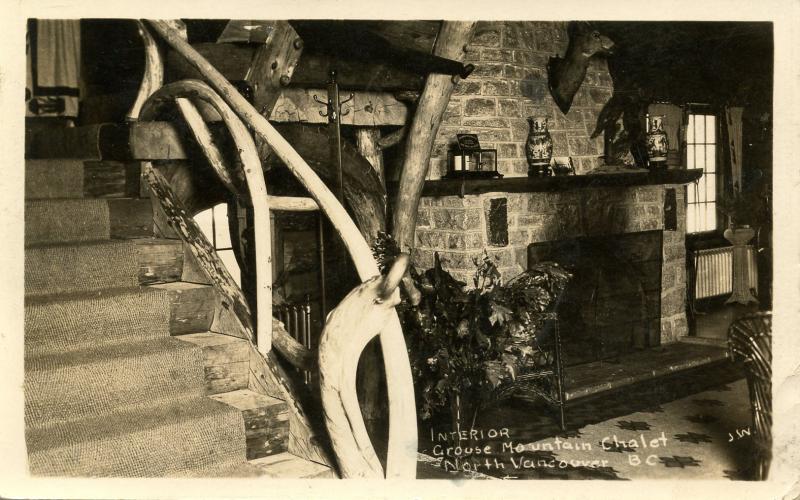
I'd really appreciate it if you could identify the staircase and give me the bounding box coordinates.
[24,158,333,478]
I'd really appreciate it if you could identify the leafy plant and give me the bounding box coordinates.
[718,186,769,228]
[372,232,572,423]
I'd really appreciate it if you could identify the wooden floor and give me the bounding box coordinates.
[562,341,728,401]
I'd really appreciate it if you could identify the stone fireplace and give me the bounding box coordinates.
[411,182,689,354]
[528,230,663,365]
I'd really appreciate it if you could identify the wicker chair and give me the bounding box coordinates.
[489,313,567,430]
[727,311,772,480]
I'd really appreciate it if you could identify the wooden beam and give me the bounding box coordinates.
[166,43,424,91]
[246,21,304,116]
[391,22,477,252]
[270,89,408,126]
[267,195,319,212]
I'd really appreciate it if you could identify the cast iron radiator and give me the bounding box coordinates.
[273,298,313,384]
[693,246,758,300]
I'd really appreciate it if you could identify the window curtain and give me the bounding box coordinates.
[725,107,744,191]
[26,19,81,118]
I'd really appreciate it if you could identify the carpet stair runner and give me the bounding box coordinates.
[24,158,333,478]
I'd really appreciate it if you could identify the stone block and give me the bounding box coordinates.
[481,80,510,96]
[498,143,518,158]
[464,97,497,116]
[567,136,597,156]
[480,48,514,62]
[661,287,686,316]
[416,208,431,227]
[472,22,502,47]
[461,117,509,129]
[503,64,527,79]
[497,99,522,118]
[471,63,505,78]
[431,207,482,231]
[453,81,482,96]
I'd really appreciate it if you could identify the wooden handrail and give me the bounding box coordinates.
[127,21,163,121]
[139,80,273,354]
[145,19,418,478]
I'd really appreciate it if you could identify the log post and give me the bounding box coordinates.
[355,128,386,190]
[391,22,476,252]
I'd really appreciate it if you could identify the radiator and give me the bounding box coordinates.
[274,300,313,384]
[694,246,758,300]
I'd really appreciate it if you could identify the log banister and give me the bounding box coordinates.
[139,80,274,354]
[144,19,418,478]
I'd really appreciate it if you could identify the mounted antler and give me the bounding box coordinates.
[318,254,415,478]
[547,21,615,114]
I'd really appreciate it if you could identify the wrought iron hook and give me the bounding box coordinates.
[313,94,329,117]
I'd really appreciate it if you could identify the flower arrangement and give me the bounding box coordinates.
[372,232,571,427]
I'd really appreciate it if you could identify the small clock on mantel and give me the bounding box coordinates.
[444,134,501,180]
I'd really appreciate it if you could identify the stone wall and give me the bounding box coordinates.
[428,21,613,179]
[413,185,688,342]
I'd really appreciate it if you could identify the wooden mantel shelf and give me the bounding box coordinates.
[411,169,704,197]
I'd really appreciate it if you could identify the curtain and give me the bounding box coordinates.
[725,107,744,191]
[26,19,81,118]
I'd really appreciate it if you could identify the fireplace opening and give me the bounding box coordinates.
[528,230,663,366]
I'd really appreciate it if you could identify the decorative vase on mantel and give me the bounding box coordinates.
[525,116,553,177]
[724,226,759,305]
[646,115,669,170]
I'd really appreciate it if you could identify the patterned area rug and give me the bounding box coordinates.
[418,361,756,480]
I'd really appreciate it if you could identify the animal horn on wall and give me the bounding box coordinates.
[378,254,410,302]
[547,22,615,115]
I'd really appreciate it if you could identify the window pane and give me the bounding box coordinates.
[687,144,695,168]
[687,204,696,233]
[687,114,695,143]
[213,203,233,249]
[217,249,241,286]
[705,115,716,143]
[195,208,215,245]
[705,203,717,231]
[705,145,716,174]
[694,115,706,143]
[687,183,697,203]
[697,176,707,203]
[706,173,716,202]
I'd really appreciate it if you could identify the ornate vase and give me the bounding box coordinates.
[646,115,669,167]
[525,116,553,177]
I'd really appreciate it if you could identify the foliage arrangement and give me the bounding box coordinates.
[372,232,571,423]
[718,185,769,228]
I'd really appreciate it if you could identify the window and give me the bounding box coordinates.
[686,112,718,233]
[195,203,241,285]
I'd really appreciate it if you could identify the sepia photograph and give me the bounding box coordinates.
[2,1,799,498]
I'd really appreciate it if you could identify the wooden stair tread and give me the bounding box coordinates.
[210,388,285,411]
[249,452,335,479]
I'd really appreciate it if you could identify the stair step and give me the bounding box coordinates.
[250,453,335,479]
[26,159,144,200]
[211,389,289,459]
[25,337,206,427]
[25,286,171,358]
[178,332,249,395]
[149,282,217,336]
[25,238,184,297]
[25,198,153,246]
[26,396,247,477]
[25,159,85,199]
